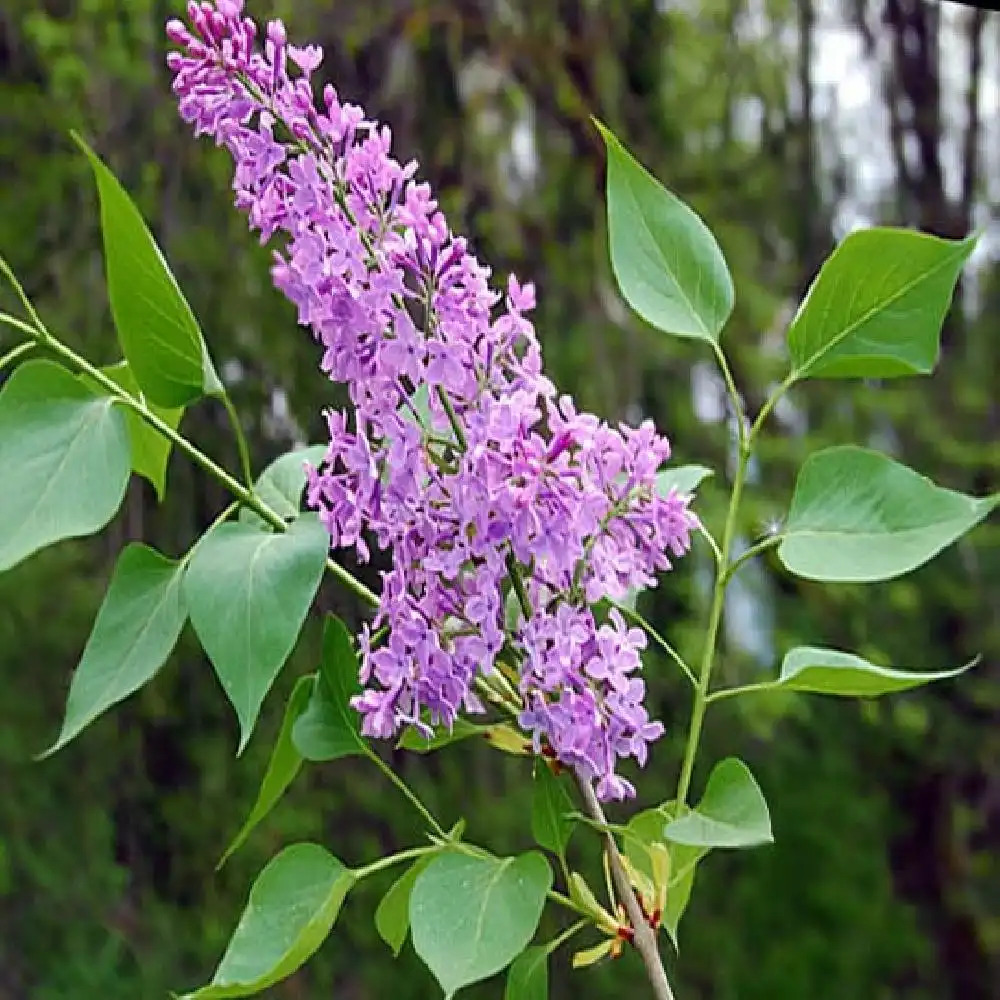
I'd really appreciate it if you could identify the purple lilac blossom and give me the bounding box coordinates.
[167,0,698,800]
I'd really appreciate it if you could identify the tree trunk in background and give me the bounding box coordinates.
[879,4,993,997]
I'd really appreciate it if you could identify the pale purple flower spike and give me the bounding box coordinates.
[168,0,698,799]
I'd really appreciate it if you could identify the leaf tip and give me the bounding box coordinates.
[35,725,76,762]
[33,741,61,763]
[235,722,254,757]
[69,129,99,166]
[214,845,235,872]
[961,653,982,677]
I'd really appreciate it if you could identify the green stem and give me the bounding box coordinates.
[0,340,35,371]
[548,888,591,919]
[0,312,43,342]
[564,812,631,838]
[749,372,797,441]
[221,390,254,489]
[363,747,447,839]
[2,311,380,610]
[556,852,573,898]
[724,533,783,582]
[484,666,524,710]
[675,436,751,808]
[0,256,46,333]
[671,363,795,794]
[355,844,437,880]
[612,601,696,687]
[473,676,522,718]
[712,342,747,450]
[435,386,468,450]
[544,918,588,955]
[180,501,238,568]
[696,522,722,564]
[705,680,781,705]
[506,552,534,619]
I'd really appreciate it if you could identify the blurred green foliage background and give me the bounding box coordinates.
[0,1,998,997]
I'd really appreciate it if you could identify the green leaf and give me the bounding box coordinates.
[218,676,313,867]
[483,723,532,755]
[239,444,328,528]
[92,361,183,500]
[778,446,999,582]
[656,464,713,497]
[661,846,701,947]
[623,806,706,948]
[410,851,552,999]
[291,615,367,762]
[597,120,734,342]
[180,843,354,999]
[397,382,434,430]
[787,228,976,379]
[398,717,492,753]
[185,514,328,751]
[41,543,186,756]
[504,586,523,631]
[530,763,575,859]
[0,359,130,573]
[663,758,772,849]
[777,646,974,697]
[505,947,548,1000]
[624,806,674,876]
[375,856,433,957]
[73,131,222,407]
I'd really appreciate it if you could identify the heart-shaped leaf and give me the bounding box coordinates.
[656,464,713,497]
[0,359,130,573]
[597,120,734,342]
[180,843,354,999]
[375,856,433,957]
[410,851,552,999]
[89,361,183,501]
[185,514,328,751]
[218,675,314,867]
[624,805,706,947]
[41,543,186,756]
[778,446,999,582]
[530,763,575,859]
[239,444,327,528]
[787,227,976,379]
[663,758,772,849]
[291,615,367,761]
[504,946,548,1000]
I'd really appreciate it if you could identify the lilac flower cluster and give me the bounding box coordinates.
[167,0,697,799]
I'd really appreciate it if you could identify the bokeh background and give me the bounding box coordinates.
[1,1,998,997]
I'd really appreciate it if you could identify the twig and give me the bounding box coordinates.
[573,772,677,1000]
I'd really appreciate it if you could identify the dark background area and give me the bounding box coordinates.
[0,1,998,997]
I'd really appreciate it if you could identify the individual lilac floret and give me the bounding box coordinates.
[167,0,698,799]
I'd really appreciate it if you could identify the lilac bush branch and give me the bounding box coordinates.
[0,292,379,607]
[574,772,677,1000]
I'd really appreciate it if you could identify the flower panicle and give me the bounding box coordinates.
[167,0,698,799]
